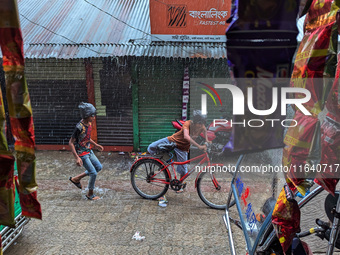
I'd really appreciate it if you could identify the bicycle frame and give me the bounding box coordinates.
[223,154,340,255]
[256,185,324,253]
[131,151,222,190]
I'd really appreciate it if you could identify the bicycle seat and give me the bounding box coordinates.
[157,142,176,153]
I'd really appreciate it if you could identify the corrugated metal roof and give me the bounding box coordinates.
[0,0,227,59]
[21,42,227,59]
[18,0,150,45]
[1,0,308,59]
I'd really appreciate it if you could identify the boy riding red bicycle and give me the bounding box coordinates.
[147,110,211,193]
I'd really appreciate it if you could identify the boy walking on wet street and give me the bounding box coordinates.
[69,102,104,200]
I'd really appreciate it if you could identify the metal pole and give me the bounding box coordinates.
[223,154,245,255]
[226,181,234,210]
[326,192,340,255]
[223,212,237,255]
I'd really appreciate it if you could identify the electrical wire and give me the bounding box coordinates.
[82,0,222,57]
[19,0,227,58]
[20,13,110,56]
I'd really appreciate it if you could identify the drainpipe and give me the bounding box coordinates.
[85,58,98,143]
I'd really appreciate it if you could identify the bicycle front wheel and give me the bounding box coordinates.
[197,170,231,209]
[130,158,170,200]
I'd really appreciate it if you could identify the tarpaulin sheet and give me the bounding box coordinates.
[272,0,339,252]
[0,0,41,223]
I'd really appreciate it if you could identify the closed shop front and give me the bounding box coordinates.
[136,57,183,150]
[97,57,133,147]
[135,57,230,151]
[28,79,88,145]
[26,59,88,146]
[22,58,134,149]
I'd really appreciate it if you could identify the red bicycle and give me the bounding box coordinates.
[130,145,230,209]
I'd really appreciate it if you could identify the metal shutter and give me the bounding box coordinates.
[28,80,88,145]
[97,57,133,146]
[137,57,183,150]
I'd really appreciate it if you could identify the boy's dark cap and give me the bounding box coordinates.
[78,102,96,119]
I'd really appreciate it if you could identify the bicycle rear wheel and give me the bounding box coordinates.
[130,158,170,200]
[197,170,231,209]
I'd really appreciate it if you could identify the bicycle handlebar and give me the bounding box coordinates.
[296,219,330,238]
[191,142,211,154]
[296,227,325,238]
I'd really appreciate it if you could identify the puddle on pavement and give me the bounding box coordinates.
[81,187,113,200]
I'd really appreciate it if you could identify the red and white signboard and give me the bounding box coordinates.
[150,0,231,42]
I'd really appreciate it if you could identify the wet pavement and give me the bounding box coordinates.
[4,150,340,254]
[5,151,236,255]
